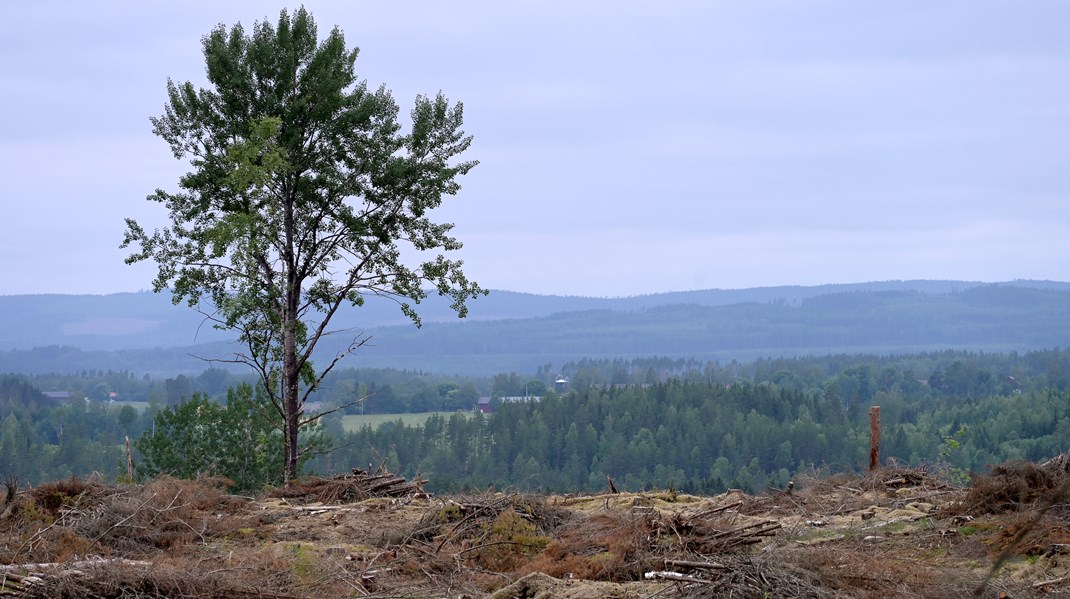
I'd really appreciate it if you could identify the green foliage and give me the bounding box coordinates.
[121,7,484,480]
[938,426,971,486]
[0,376,131,484]
[326,363,1070,495]
[0,367,493,486]
[135,384,321,492]
[5,348,1070,494]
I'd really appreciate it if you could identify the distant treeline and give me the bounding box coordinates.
[323,382,1070,495]
[2,284,1069,376]
[11,367,497,413]
[2,348,1069,490]
[322,348,1070,493]
[350,286,1070,365]
[9,280,1065,352]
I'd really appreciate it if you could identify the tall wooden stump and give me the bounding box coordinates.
[869,406,881,472]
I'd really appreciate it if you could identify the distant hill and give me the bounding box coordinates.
[1,280,1067,376]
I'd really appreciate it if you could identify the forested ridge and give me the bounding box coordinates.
[2,348,1068,494]
[1,283,1068,376]
[362,285,1070,360]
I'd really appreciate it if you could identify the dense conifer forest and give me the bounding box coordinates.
[2,348,1068,493]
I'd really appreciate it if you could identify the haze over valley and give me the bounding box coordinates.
[2,279,1067,376]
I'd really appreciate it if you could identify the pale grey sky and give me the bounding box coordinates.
[2,1,1068,297]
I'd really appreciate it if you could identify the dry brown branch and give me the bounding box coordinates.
[670,553,836,599]
[273,466,426,504]
[85,491,159,553]
[689,500,742,520]
[664,559,729,571]
[434,501,498,553]
[1033,575,1070,590]
[710,520,781,540]
[9,520,61,564]
[3,461,1064,598]
[644,570,713,584]
[0,559,153,573]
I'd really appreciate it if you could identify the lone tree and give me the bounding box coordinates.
[123,8,484,482]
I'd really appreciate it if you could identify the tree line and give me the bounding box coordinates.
[320,375,1070,495]
[2,348,1069,492]
[3,286,1069,378]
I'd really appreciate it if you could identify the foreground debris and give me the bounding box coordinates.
[3,459,1070,598]
[269,466,428,504]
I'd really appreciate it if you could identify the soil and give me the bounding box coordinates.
[2,463,1070,598]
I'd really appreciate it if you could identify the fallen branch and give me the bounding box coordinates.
[435,502,497,553]
[690,500,743,520]
[290,505,354,512]
[1034,575,1070,590]
[457,540,544,556]
[0,558,154,573]
[86,492,160,553]
[644,571,712,584]
[664,559,730,571]
[710,520,781,540]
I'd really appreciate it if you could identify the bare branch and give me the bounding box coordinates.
[299,336,371,407]
[299,392,371,428]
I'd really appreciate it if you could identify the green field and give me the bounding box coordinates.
[341,411,470,432]
[108,400,151,412]
[111,405,463,431]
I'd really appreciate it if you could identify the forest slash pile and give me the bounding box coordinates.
[2,461,1070,598]
[268,467,428,504]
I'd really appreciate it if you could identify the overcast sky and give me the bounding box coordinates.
[2,1,1068,298]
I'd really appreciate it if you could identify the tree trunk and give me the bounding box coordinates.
[283,301,300,484]
[282,190,300,485]
[869,406,880,473]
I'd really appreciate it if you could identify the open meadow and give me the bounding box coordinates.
[340,411,470,433]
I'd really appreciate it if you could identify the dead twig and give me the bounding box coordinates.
[644,570,713,584]
[664,559,730,571]
[1034,575,1070,590]
[689,500,743,520]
